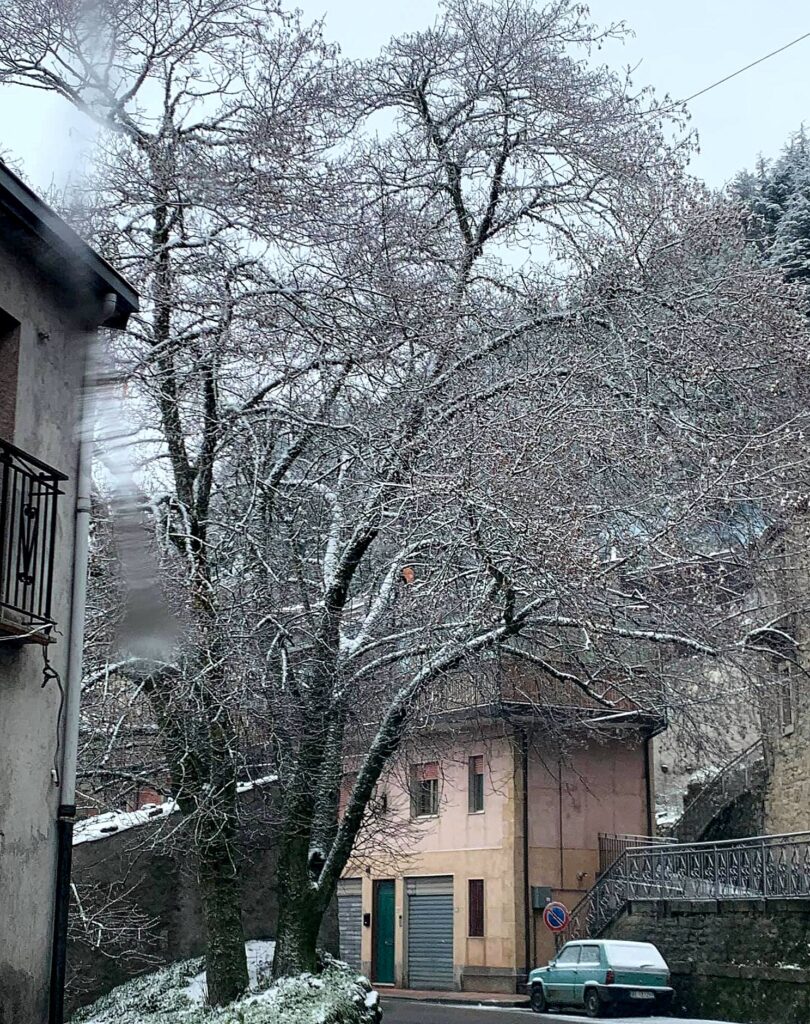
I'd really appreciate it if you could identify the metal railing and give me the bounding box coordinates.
[0,439,66,632]
[672,739,765,842]
[562,831,810,945]
[598,833,670,875]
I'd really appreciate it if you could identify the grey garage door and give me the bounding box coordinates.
[337,878,362,973]
[406,875,454,990]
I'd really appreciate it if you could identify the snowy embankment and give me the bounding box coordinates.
[71,941,382,1024]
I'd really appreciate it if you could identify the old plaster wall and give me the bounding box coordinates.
[606,898,810,1024]
[0,227,92,1024]
[527,734,650,965]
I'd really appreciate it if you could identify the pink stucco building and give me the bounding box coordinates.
[339,671,661,993]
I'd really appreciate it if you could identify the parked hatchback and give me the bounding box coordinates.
[528,939,673,1018]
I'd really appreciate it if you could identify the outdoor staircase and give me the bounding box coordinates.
[561,830,810,943]
[670,739,766,843]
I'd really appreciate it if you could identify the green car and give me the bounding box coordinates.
[528,939,673,1018]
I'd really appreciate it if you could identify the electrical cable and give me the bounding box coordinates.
[664,28,810,114]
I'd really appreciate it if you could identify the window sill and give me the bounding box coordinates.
[412,813,439,820]
[468,809,485,816]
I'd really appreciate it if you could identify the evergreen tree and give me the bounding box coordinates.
[733,127,810,286]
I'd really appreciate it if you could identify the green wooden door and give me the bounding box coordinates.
[373,880,396,984]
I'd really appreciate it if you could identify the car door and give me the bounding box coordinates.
[574,943,602,1005]
[548,943,580,1005]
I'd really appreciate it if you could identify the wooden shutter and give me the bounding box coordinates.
[416,762,439,781]
[468,879,484,936]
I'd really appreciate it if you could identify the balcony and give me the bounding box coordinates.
[0,439,67,642]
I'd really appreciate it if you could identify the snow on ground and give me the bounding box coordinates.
[183,941,276,1005]
[70,943,381,1024]
[73,776,277,846]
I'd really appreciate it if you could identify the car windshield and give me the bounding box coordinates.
[608,943,667,969]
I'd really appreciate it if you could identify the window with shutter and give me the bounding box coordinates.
[468,754,484,813]
[411,762,440,816]
[468,879,484,936]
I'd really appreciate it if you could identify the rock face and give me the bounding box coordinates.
[605,897,810,1024]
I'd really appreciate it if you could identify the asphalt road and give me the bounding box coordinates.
[381,997,736,1024]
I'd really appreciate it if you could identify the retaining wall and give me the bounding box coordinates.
[606,898,810,1024]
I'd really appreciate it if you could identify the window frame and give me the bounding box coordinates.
[556,944,581,966]
[468,754,485,814]
[411,762,440,817]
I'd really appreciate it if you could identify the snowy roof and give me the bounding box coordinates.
[72,775,277,846]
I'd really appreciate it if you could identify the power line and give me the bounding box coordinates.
[681,29,810,107]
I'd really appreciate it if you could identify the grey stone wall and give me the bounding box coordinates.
[67,789,338,1013]
[606,898,810,1024]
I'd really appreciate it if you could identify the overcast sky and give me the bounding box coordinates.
[1,0,808,192]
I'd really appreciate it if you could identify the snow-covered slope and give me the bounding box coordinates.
[70,943,381,1024]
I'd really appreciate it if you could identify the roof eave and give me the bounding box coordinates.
[0,162,139,326]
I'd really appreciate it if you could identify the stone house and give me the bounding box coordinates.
[337,666,663,993]
[0,162,137,1024]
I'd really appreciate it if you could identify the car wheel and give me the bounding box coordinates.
[584,988,603,1018]
[530,984,547,1013]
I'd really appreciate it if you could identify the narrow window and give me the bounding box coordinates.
[411,762,439,817]
[0,309,20,441]
[468,754,484,813]
[780,668,795,735]
[468,879,484,936]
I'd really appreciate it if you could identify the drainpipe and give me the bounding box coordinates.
[521,731,531,983]
[49,319,99,1024]
[643,735,655,837]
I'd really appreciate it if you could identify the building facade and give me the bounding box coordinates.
[0,162,137,1024]
[338,708,657,994]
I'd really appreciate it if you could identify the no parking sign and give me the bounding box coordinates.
[542,900,569,933]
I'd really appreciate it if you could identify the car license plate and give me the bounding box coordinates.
[630,990,654,1000]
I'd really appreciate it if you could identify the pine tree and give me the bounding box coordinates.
[734,127,810,287]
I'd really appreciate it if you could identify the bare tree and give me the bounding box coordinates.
[4,0,809,991]
[205,0,809,975]
[0,0,338,1002]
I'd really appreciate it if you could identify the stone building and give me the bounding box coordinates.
[0,162,137,1024]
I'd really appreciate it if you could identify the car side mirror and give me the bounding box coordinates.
[549,960,556,968]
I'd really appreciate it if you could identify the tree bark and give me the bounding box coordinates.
[197,804,249,1005]
[272,830,325,978]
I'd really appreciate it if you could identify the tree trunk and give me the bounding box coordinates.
[197,809,249,1005]
[272,831,325,978]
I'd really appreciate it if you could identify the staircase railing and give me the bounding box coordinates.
[560,830,810,946]
[598,833,670,875]
[672,739,765,842]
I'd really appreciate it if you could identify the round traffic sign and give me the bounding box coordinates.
[542,900,569,933]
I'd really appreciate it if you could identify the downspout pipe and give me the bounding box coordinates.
[643,735,655,837]
[49,319,99,1024]
[521,730,531,984]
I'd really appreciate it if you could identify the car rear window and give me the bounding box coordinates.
[608,943,667,969]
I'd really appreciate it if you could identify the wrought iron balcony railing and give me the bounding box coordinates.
[0,438,67,637]
[561,830,810,946]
